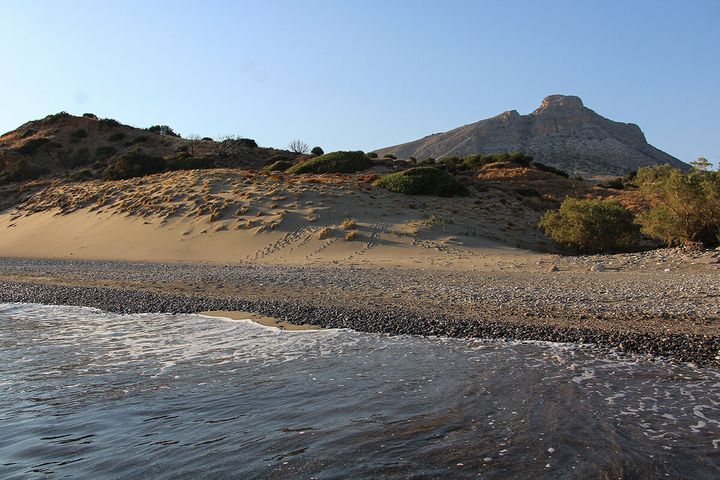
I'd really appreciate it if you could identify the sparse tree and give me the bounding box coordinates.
[187,133,201,155]
[288,139,309,154]
[691,157,713,171]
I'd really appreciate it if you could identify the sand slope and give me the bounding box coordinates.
[0,169,548,268]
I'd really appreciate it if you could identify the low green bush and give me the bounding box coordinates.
[147,125,180,137]
[70,128,88,139]
[375,167,470,197]
[165,156,214,171]
[635,165,720,246]
[311,146,324,156]
[108,132,126,142]
[532,162,569,178]
[367,152,378,159]
[286,151,372,174]
[263,160,293,172]
[15,138,50,155]
[95,145,117,159]
[539,198,639,253]
[103,149,165,180]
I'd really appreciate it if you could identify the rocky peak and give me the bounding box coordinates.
[533,95,584,114]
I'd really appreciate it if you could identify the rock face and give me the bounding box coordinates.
[374,95,687,177]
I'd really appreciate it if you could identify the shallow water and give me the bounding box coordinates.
[1,303,720,479]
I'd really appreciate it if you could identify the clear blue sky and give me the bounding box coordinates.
[1,0,718,163]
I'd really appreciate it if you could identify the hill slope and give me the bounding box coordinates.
[374,95,687,177]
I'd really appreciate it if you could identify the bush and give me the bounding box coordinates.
[95,145,117,159]
[165,156,214,171]
[99,118,121,128]
[69,169,94,181]
[367,152,378,159]
[383,153,397,160]
[600,178,625,190]
[263,160,293,172]
[635,165,720,246]
[71,128,89,139]
[202,137,213,142]
[15,138,50,155]
[108,132,126,142]
[311,146,324,156]
[375,167,470,197]
[103,149,165,180]
[533,162,569,178]
[147,125,180,137]
[3,158,48,181]
[21,128,36,139]
[539,198,640,253]
[287,151,372,174]
[67,148,91,168]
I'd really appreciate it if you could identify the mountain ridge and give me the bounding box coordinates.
[374,95,687,177]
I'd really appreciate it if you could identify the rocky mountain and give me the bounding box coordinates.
[374,95,687,177]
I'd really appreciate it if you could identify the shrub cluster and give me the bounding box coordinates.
[539,198,640,253]
[15,138,50,155]
[103,149,216,180]
[287,151,372,174]
[147,125,180,137]
[103,149,165,180]
[635,165,720,246]
[375,167,469,197]
[263,160,293,172]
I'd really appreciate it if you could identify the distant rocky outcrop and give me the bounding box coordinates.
[374,95,687,177]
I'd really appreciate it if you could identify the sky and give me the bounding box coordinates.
[0,0,718,164]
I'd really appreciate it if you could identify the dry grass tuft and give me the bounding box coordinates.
[317,227,333,239]
[340,218,357,230]
[344,230,358,241]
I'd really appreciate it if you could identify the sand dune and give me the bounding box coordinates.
[0,169,548,269]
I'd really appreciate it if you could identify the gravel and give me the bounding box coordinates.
[0,257,719,366]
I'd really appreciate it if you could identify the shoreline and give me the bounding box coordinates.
[1,277,719,366]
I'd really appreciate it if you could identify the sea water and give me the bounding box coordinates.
[1,303,720,479]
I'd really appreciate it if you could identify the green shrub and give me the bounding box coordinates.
[367,152,378,159]
[147,125,180,137]
[600,178,625,190]
[4,158,46,181]
[69,169,94,181]
[70,128,88,139]
[263,160,293,172]
[286,151,372,174]
[533,162,569,178]
[635,165,720,246]
[130,135,150,144]
[375,167,470,197]
[15,138,50,155]
[95,145,117,159]
[103,149,165,180]
[539,198,640,253]
[165,156,214,171]
[311,146,324,156]
[99,118,121,128]
[67,148,91,168]
[21,128,36,139]
[383,153,397,160]
[108,132,126,142]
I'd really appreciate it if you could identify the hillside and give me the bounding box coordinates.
[0,112,294,183]
[374,95,688,177]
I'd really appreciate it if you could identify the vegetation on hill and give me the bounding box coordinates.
[634,164,720,246]
[103,149,214,180]
[375,167,469,197]
[539,198,640,253]
[263,159,293,172]
[286,151,372,174]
